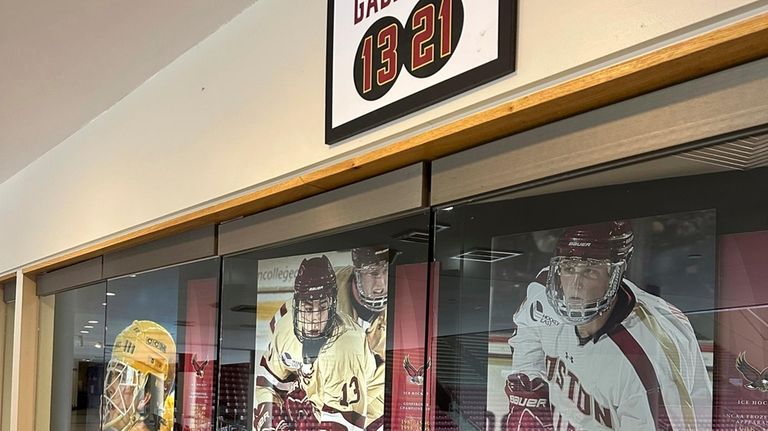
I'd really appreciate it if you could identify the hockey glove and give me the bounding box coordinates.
[284,387,321,429]
[504,373,552,431]
[253,401,289,431]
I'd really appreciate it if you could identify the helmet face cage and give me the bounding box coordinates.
[546,256,626,325]
[292,256,339,342]
[353,260,388,312]
[293,295,337,342]
[102,359,148,430]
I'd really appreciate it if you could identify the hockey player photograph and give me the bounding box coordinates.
[336,246,389,362]
[253,254,379,431]
[495,217,714,430]
[335,246,390,430]
[102,320,177,431]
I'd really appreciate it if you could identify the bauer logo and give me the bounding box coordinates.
[568,241,592,247]
[508,395,548,408]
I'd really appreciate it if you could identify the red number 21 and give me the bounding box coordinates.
[411,0,452,71]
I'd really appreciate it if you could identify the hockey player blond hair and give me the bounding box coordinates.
[337,246,389,358]
[336,246,389,430]
[102,320,176,431]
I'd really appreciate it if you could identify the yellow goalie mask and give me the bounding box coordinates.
[102,320,176,431]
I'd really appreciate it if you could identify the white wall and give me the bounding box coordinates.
[1,0,766,273]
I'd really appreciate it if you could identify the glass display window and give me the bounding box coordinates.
[431,132,768,430]
[219,211,433,431]
[50,282,106,431]
[101,257,220,431]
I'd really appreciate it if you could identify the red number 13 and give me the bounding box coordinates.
[361,24,399,94]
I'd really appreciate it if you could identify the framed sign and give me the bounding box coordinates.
[326,0,518,145]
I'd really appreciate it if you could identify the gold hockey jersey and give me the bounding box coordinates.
[335,266,386,429]
[255,305,376,429]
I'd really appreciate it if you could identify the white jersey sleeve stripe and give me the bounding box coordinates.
[608,324,675,430]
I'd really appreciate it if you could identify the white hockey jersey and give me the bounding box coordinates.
[508,274,712,430]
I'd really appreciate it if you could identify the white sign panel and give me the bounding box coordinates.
[326,0,517,144]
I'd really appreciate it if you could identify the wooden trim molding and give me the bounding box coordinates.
[10,272,38,430]
[22,12,768,276]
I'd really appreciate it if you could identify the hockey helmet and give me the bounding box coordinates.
[102,320,176,431]
[351,246,389,312]
[293,255,338,342]
[546,221,633,325]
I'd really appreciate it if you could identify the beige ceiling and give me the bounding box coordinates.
[0,0,256,184]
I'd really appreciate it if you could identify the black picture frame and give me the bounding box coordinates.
[325,0,518,145]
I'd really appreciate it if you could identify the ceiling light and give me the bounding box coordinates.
[102,302,107,306]
[83,325,94,329]
[80,330,90,334]
[106,292,116,296]
[451,248,524,263]
[394,224,450,243]
[94,342,103,349]
[88,320,98,324]
[395,230,429,243]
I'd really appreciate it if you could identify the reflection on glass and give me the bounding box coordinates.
[102,257,219,431]
[50,283,106,431]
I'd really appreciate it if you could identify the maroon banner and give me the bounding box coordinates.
[389,263,439,431]
[180,278,218,431]
[715,231,768,430]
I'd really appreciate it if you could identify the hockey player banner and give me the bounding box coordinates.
[325,0,517,144]
[714,231,768,430]
[251,246,389,431]
[102,320,178,431]
[389,262,439,431]
[487,210,715,431]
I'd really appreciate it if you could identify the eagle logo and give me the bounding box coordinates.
[403,354,430,385]
[736,352,768,392]
[191,354,209,378]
